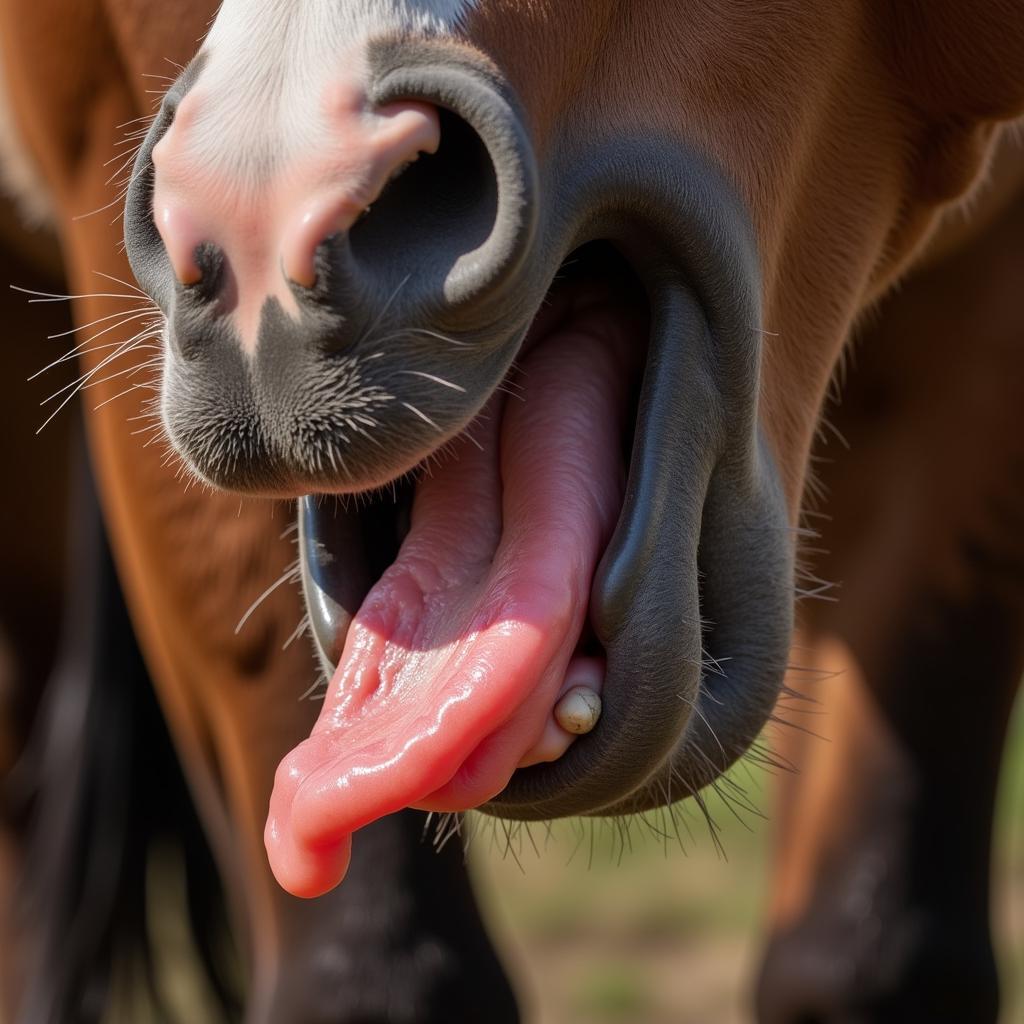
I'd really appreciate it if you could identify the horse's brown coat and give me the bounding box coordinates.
[760,171,1024,1019]
[1,1,1022,1019]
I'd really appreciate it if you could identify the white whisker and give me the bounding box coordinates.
[235,561,301,634]
[395,370,465,392]
[401,402,440,431]
[44,305,156,342]
[11,284,146,303]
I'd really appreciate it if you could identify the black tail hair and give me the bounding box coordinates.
[9,431,241,1023]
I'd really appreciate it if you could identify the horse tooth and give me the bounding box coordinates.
[554,686,602,735]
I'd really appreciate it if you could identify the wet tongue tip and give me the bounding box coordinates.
[265,814,353,899]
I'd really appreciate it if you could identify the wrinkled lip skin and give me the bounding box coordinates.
[125,37,793,875]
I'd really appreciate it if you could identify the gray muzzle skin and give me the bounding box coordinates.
[125,38,793,821]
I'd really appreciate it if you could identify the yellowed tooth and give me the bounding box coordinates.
[554,686,602,735]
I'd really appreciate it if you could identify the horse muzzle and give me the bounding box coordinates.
[125,37,792,898]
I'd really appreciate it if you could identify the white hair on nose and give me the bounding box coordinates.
[187,0,478,187]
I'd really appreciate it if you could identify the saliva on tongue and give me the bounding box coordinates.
[266,288,644,897]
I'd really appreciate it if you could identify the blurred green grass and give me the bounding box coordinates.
[470,698,1024,1024]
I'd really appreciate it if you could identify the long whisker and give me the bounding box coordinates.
[11,284,147,303]
[38,322,162,402]
[92,270,149,296]
[79,355,163,393]
[401,402,441,431]
[92,378,160,411]
[32,339,160,378]
[394,370,466,393]
[34,326,162,434]
[42,304,156,343]
[356,274,410,348]
[235,560,302,635]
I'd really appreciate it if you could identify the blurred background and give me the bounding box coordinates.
[69,687,1024,1024]
[469,702,1024,1024]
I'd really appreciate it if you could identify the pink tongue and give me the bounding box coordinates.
[266,303,637,897]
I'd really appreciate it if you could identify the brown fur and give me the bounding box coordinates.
[1,0,1022,1018]
[760,172,1024,1018]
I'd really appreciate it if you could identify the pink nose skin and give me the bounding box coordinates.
[151,83,440,341]
[279,99,442,288]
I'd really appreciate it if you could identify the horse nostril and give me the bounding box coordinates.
[280,99,441,289]
[126,53,538,368]
[148,87,442,310]
[343,107,500,312]
[121,49,547,495]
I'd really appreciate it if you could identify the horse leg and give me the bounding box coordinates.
[757,170,1024,1022]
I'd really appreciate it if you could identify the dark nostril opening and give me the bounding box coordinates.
[187,242,226,302]
[347,109,497,300]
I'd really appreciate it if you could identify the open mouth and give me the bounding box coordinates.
[125,39,794,901]
[276,246,649,896]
